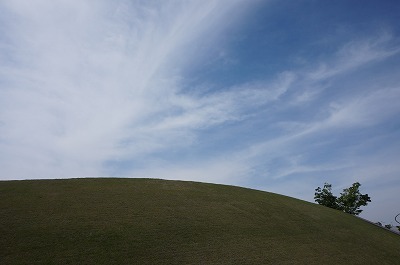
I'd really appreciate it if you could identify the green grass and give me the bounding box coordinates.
[1,178,399,264]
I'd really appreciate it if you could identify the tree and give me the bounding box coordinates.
[314,183,339,209]
[336,182,371,215]
[314,182,371,216]
[385,224,393,230]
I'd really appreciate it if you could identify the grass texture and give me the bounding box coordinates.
[1,178,399,264]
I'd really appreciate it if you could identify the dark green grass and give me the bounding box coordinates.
[1,178,399,264]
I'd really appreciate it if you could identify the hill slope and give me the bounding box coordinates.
[1,178,399,264]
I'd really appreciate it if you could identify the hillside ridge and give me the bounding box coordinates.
[1,178,399,264]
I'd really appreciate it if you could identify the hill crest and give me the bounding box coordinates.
[1,178,399,264]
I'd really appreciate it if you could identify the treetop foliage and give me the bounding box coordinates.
[314,183,338,209]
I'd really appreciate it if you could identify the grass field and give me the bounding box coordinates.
[1,178,399,264]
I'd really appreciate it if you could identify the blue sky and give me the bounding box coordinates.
[1,0,400,224]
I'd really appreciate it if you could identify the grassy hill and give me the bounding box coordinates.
[1,178,399,264]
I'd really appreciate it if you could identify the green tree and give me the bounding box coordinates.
[314,182,371,216]
[336,182,371,215]
[314,183,339,209]
[385,224,392,230]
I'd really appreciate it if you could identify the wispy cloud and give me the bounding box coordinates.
[308,32,400,81]
[211,33,400,189]
[0,0,259,178]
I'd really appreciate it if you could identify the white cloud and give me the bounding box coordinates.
[239,84,400,185]
[308,32,400,81]
[215,34,400,197]
[129,155,253,186]
[324,88,400,128]
[0,0,261,179]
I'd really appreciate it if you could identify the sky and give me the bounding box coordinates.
[1,0,400,224]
